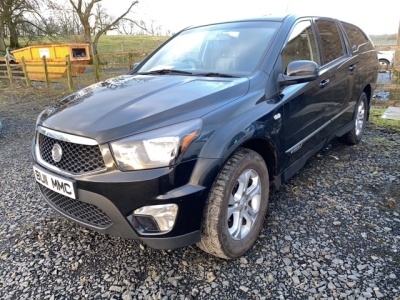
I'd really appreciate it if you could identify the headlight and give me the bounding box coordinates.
[110,119,202,171]
[36,109,46,126]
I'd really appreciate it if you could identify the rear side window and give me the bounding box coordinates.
[316,20,344,65]
[341,22,369,52]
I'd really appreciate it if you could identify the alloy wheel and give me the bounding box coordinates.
[355,100,365,137]
[227,169,262,240]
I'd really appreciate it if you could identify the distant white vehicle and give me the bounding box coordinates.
[377,51,394,65]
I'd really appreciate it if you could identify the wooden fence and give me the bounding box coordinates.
[2,49,399,91]
[0,51,152,91]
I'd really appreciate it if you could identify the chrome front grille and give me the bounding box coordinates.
[38,133,106,174]
[40,185,112,228]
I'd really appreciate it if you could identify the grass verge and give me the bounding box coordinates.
[369,106,400,132]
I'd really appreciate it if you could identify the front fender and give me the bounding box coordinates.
[199,99,282,161]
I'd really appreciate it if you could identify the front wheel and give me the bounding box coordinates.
[338,92,368,145]
[197,149,269,259]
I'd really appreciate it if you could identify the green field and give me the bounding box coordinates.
[1,35,169,56]
[95,35,169,63]
[96,35,169,54]
[369,107,400,132]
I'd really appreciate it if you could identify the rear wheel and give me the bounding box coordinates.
[338,92,368,145]
[379,59,390,66]
[197,148,269,259]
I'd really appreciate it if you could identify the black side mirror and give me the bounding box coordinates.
[278,60,319,87]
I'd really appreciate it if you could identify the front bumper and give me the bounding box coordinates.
[33,159,209,249]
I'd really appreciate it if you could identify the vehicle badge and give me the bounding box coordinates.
[51,143,63,162]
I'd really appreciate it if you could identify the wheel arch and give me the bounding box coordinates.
[238,138,280,189]
[379,58,390,65]
[362,84,372,120]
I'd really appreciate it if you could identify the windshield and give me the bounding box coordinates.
[137,21,281,76]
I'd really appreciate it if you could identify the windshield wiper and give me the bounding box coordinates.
[136,69,239,78]
[136,69,193,75]
[196,72,239,78]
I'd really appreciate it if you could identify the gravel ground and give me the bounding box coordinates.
[0,84,399,300]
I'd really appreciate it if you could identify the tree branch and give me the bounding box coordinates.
[93,1,139,44]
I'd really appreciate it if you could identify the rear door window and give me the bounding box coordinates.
[315,20,345,65]
[341,22,369,52]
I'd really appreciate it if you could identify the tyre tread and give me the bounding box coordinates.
[197,148,268,259]
[338,92,368,145]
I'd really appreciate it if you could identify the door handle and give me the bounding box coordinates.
[319,79,330,88]
[348,64,356,72]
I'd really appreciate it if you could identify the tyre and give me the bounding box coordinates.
[379,59,390,66]
[197,148,269,259]
[338,92,368,145]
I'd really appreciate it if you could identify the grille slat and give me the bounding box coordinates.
[39,134,105,174]
[40,185,112,228]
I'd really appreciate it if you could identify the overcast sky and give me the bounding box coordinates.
[102,0,399,35]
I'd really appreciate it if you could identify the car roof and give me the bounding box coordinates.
[185,15,292,29]
[184,14,342,30]
[233,15,292,22]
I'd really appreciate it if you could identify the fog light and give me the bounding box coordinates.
[133,204,178,233]
[135,216,159,232]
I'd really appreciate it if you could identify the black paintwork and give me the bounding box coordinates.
[34,14,378,249]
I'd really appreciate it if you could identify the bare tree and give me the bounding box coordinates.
[93,4,111,35]
[68,0,139,55]
[0,20,6,51]
[117,19,137,35]
[0,0,38,48]
[117,18,169,36]
[17,14,62,45]
[0,0,51,51]
[0,0,19,50]
[117,19,152,35]
[0,0,153,54]
[146,19,163,36]
[45,0,83,36]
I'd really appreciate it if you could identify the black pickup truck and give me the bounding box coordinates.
[32,14,378,259]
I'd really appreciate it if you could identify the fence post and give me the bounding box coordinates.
[66,55,73,91]
[42,56,50,89]
[93,54,100,82]
[140,40,143,53]
[128,52,133,71]
[5,57,13,84]
[21,57,31,87]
